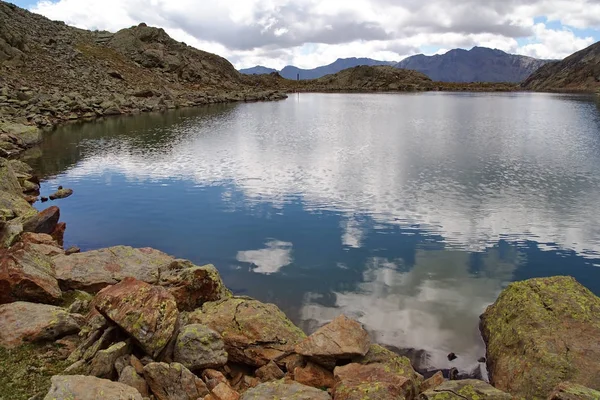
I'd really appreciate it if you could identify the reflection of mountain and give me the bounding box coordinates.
[41,93,600,260]
[301,248,520,373]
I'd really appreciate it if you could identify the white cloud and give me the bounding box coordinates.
[27,0,600,68]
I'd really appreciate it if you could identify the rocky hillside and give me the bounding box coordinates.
[522,41,600,92]
[396,47,551,83]
[0,1,284,134]
[239,65,278,75]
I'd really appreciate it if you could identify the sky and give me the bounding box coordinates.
[8,0,600,69]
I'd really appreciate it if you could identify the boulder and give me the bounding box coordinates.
[294,362,335,389]
[419,380,512,400]
[255,360,285,382]
[53,245,174,292]
[548,382,600,400]
[333,362,419,400]
[159,260,231,311]
[0,238,62,304]
[420,371,445,392]
[20,232,64,256]
[0,302,81,348]
[174,324,228,370]
[22,206,60,234]
[89,340,132,378]
[480,276,600,399]
[94,278,178,358]
[43,375,143,400]
[240,380,331,400]
[295,315,370,368]
[211,382,240,400]
[118,366,150,397]
[144,362,209,400]
[187,297,306,366]
[49,188,73,200]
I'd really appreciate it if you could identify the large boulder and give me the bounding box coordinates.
[187,297,306,366]
[43,375,142,400]
[143,362,209,400]
[22,206,60,234]
[333,362,418,400]
[419,380,512,400]
[295,315,370,368]
[240,380,331,400]
[53,246,174,292]
[0,238,62,304]
[94,278,178,358]
[159,259,231,311]
[480,276,600,399]
[0,301,81,348]
[548,382,600,400]
[174,324,228,370]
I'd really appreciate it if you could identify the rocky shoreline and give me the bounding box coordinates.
[2,155,600,400]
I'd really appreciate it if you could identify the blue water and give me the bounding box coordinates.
[29,92,600,374]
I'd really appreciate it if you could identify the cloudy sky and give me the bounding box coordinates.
[8,0,600,69]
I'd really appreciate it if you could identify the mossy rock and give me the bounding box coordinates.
[419,379,512,399]
[480,276,600,399]
[548,382,600,400]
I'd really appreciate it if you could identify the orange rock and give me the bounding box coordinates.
[211,382,240,400]
[420,371,445,392]
[294,362,335,389]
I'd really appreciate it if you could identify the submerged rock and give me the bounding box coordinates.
[174,324,228,370]
[94,278,178,358]
[480,276,600,399]
[0,301,81,348]
[187,297,306,366]
[419,380,512,400]
[49,188,73,200]
[548,382,600,400]
[143,362,209,400]
[43,375,142,400]
[159,259,231,311]
[53,245,173,292]
[295,315,370,368]
[240,380,331,400]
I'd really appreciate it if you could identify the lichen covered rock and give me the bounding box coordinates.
[43,375,142,400]
[187,297,306,366]
[143,362,209,400]
[418,379,512,400]
[480,276,600,399]
[548,382,600,400]
[53,245,174,292]
[93,277,178,358]
[174,324,228,370]
[240,380,331,400]
[333,362,418,400]
[0,301,81,348]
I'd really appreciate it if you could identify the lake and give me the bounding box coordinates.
[29,92,600,376]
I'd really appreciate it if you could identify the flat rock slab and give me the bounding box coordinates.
[240,380,331,400]
[94,277,178,358]
[480,276,600,399]
[187,297,306,366]
[53,245,174,292]
[548,382,600,400]
[419,380,512,400]
[295,315,370,367]
[174,324,228,370]
[144,362,209,400]
[0,301,81,348]
[44,375,142,400]
[0,238,62,304]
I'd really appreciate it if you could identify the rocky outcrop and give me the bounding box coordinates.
[295,315,370,368]
[0,301,81,348]
[174,324,228,370]
[240,380,331,400]
[187,297,306,366]
[522,41,600,92]
[143,362,209,400]
[93,278,178,358]
[419,380,512,400]
[480,276,600,399]
[44,375,143,400]
[53,246,174,292]
[548,382,600,400]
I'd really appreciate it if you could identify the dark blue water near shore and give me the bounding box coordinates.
[29,92,600,374]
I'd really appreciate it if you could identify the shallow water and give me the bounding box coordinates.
[30,92,600,375]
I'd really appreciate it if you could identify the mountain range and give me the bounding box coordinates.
[240,47,552,83]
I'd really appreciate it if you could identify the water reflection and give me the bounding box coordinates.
[29,92,600,373]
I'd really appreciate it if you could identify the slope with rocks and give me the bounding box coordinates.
[0,1,285,155]
[396,47,551,83]
[522,41,600,92]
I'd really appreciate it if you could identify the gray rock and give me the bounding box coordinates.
[143,362,209,400]
[89,341,132,378]
[174,324,228,370]
[43,375,142,400]
[118,366,149,397]
[241,380,331,400]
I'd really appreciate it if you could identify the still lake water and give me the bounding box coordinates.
[30,92,600,375]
